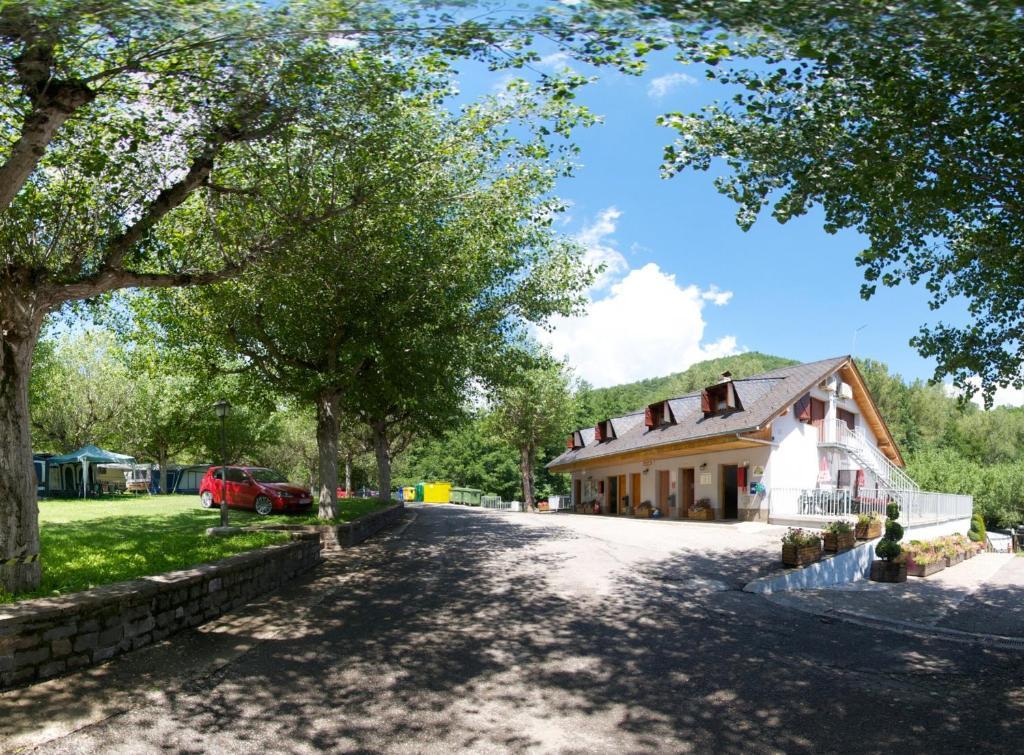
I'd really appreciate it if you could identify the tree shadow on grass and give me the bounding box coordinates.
[17,511,287,602]
[5,508,1024,753]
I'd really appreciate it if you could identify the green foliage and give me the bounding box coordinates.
[649,0,1024,398]
[875,498,904,562]
[781,527,821,547]
[824,519,852,535]
[969,512,987,543]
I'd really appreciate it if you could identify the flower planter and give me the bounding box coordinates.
[782,542,822,568]
[824,531,856,553]
[855,521,883,540]
[945,552,964,568]
[906,559,945,578]
[688,509,714,521]
[869,560,908,583]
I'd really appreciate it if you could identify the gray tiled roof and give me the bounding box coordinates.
[549,356,850,469]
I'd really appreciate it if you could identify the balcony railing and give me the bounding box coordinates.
[768,487,972,525]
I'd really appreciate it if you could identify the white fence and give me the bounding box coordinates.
[480,496,522,512]
[769,487,972,525]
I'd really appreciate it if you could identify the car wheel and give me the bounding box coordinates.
[201,491,214,509]
[254,495,274,516]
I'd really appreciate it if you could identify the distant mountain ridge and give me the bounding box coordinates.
[575,352,799,427]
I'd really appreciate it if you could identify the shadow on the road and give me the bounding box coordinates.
[10,507,1024,753]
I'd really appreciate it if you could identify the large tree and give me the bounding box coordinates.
[623,0,1024,402]
[133,74,591,514]
[488,354,576,511]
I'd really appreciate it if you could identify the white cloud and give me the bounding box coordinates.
[944,379,1024,408]
[537,51,572,70]
[702,285,733,306]
[647,71,698,98]
[577,207,628,291]
[538,263,739,388]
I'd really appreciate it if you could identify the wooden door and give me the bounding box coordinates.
[682,468,695,517]
[811,397,827,441]
[657,470,670,517]
[722,465,738,519]
[607,476,617,514]
[631,474,641,515]
[574,479,582,509]
[617,474,627,515]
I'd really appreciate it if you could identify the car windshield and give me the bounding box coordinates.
[249,468,287,483]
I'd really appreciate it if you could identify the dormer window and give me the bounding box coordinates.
[566,431,584,450]
[594,419,616,442]
[701,374,742,417]
[645,400,676,430]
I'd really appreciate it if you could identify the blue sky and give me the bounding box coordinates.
[451,49,991,395]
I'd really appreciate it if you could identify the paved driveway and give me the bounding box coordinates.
[5,505,1024,753]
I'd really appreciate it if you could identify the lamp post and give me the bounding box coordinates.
[213,399,231,528]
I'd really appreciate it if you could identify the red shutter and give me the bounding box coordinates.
[811,398,826,423]
[701,390,711,413]
[737,466,747,488]
[794,394,811,423]
[567,435,574,450]
[594,423,603,442]
[644,406,654,429]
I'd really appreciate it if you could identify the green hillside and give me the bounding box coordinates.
[575,352,798,426]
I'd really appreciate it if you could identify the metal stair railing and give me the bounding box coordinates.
[832,420,919,497]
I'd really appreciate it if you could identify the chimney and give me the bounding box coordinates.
[720,371,733,382]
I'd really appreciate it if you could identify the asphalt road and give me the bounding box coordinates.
[12,505,1024,753]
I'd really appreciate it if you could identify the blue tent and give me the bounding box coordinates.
[47,445,135,497]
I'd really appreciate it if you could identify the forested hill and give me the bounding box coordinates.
[575,352,798,426]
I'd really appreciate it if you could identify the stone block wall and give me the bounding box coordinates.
[259,502,404,552]
[0,534,321,689]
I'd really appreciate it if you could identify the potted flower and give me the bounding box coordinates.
[782,528,823,567]
[942,539,965,568]
[906,548,945,578]
[870,502,907,583]
[689,498,714,521]
[823,520,856,553]
[855,512,883,540]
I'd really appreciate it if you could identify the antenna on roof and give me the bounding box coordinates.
[851,324,868,355]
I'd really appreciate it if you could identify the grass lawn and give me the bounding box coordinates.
[3,494,390,604]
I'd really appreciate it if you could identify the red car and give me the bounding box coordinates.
[199,466,313,516]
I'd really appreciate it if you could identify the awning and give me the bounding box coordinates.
[47,445,135,466]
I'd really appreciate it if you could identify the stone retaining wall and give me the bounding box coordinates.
[258,502,404,552]
[0,534,321,690]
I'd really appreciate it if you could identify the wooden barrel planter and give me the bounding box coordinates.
[855,520,883,540]
[782,542,821,568]
[869,560,907,583]
[824,531,856,553]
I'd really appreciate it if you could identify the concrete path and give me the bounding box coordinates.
[766,553,1021,637]
[4,506,1024,753]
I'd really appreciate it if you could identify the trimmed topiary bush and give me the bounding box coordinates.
[968,512,987,544]
[875,501,904,562]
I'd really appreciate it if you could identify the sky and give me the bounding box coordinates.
[451,49,1024,407]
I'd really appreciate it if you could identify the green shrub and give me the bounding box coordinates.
[968,512,987,543]
[875,498,904,562]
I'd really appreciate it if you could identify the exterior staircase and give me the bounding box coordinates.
[821,419,919,505]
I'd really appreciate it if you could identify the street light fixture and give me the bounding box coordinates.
[213,399,231,528]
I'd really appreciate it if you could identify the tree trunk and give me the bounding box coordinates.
[315,389,341,520]
[158,447,168,495]
[372,421,391,502]
[0,303,43,593]
[520,444,537,512]
[344,453,353,495]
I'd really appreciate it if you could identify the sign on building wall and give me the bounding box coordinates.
[699,473,712,486]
